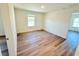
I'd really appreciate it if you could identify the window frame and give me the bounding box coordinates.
[72,18,79,27]
[27,15,36,27]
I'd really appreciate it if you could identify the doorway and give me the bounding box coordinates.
[0,15,9,56]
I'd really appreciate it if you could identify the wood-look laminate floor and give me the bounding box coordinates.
[17,30,79,56]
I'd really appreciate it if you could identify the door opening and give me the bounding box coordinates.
[0,14,9,56]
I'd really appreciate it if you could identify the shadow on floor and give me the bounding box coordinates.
[0,36,9,56]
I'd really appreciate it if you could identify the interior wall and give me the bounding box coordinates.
[44,6,79,38]
[0,14,5,36]
[14,8,45,33]
[0,4,17,56]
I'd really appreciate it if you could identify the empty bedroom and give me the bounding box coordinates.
[14,3,79,56]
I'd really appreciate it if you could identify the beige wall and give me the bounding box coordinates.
[44,6,79,38]
[0,14,5,36]
[15,7,79,38]
[0,4,17,56]
[14,8,45,33]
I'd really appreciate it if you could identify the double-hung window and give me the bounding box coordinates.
[27,15,36,27]
[72,18,79,27]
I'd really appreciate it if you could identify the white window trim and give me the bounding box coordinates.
[27,14,36,27]
[72,18,79,27]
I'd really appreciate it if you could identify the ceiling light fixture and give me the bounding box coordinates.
[41,5,45,9]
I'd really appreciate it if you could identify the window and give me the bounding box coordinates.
[27,15,36,26]
[72,18,79,27]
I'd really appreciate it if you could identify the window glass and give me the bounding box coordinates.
[28,15,35,26]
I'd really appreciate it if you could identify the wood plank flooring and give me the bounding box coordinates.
[17,30,79,56]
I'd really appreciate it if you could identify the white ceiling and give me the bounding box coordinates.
[14,3,78,13]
